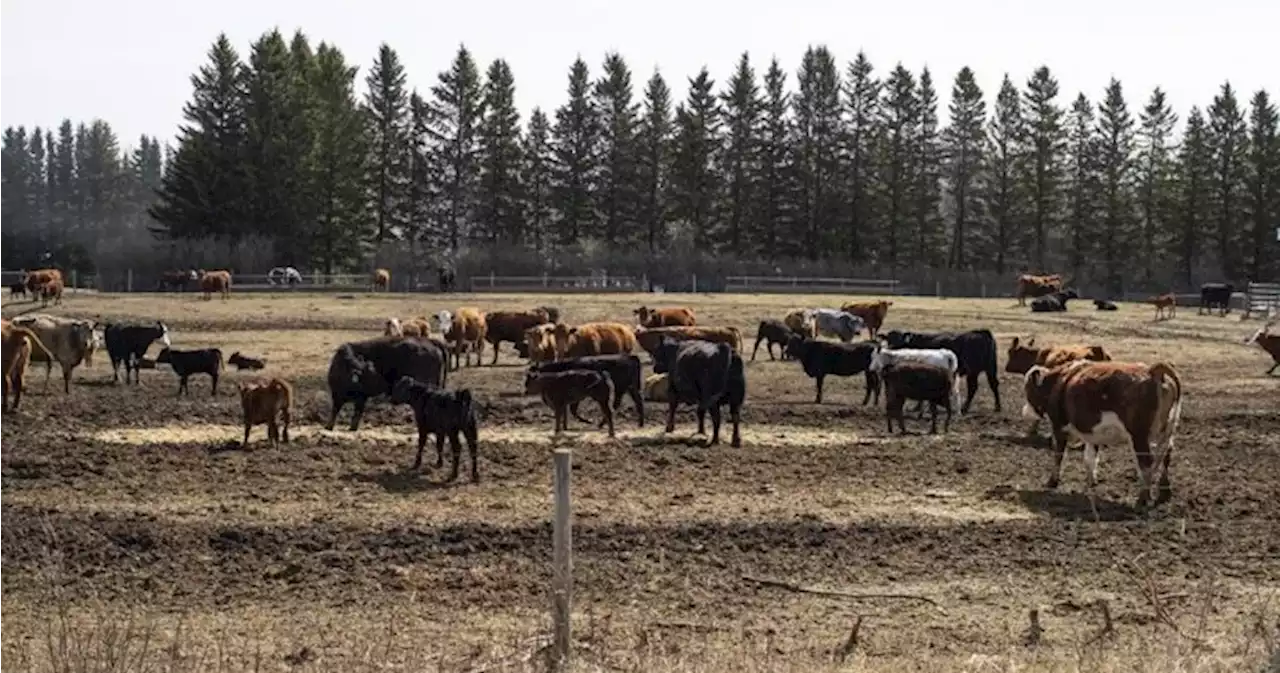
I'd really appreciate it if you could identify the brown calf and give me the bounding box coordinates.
[385,316,432,338]
[1015,274,1063,306]
[634,326,743,357]
[1022,360,1183,514]
[484,309,552,364]
[23,269,62,299]
[199,270,232,300]
[1152,293,1177,320]
[524,324,558,364]
[440,308,487,369]
[839,300,893,337]
[39,278,65,307]
[238,378,294,447]
[524,369,615,437]
[372,268,391,291]
[1245,322,1280,375]
[634,306,696,328]
[552,322,638,360]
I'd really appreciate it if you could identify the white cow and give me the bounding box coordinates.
[811,309,865,342]
[435,310,454,335]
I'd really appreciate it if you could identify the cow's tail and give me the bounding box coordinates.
[710,342,734,407]
[1148,362,1183,448]
[215,349,226,372]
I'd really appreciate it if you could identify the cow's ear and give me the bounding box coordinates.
[569,327,579,335]
[1027,337,1035,347]
[1010,337,1020,349]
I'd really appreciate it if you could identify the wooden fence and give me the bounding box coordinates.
[724,276,905,295]
[1246,282,1280,319]
[470,273,647,293]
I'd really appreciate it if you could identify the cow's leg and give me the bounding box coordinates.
[568,400,592,425]
[446,433,461,481]
[630,385,645,427]
[961,373,981,413]
[436,432,447,468]
[885,400,896,434]
[986,366,1002,412]
[280,408,290,443]
[349,398,367,431]
[750,337,761,361]
[814,375,825,404]
[211,372,219,397]
[695,405,707,435]
[267,420,278,447]
[598,393,615,438]
[708,404,722,445]
[327,396,344,431]
[62,365,73,394]
[177,376,187,397]
[1045,427,1071,490]
[728,402,741,448]
[464,423,480,482]
[664,399,678,433]
[943,399,953,433]
[1083,443,1101,520]
[1131,432,1156,512]
[111,357,121,383]
[928,402,939,434]
[861,372,876,406]
[412,422,428,470]
[243,422,252,446]
[1155,437,1175,505]
[491,340,500,366]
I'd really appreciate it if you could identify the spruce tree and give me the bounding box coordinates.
[50,120,77,239]
[405,92,434,247]
[78,121,123,245]
[521,108,555,253]
[476,58,525,245]
[1206,82,1249,280]
[425,45,485,251]
[307,43,369,274]
[943,67,985,269]
[1135,88,1178,284]
[1095,79,1137,294]
[1172,108,1212,285]
[792,46,842,260]
[594,53,641,247]
[636,71,673,253]
[755,58,796,260]
[1,127,32,234]
[363,43,412,243]
[987,75,1024,273]
[910,69,943,267]
[284,30,319,260]
[843,52,880,262]
[875,64,919,268]
[1064,93,1100,281]
[1245,90,1279,280]
[1021,67,1066,271]
[26,128,49,236]
[550,58,600,246]
[718,52,762,255]
[669,67,720,249]
[244,29,308,250]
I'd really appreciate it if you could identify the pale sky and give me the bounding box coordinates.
[2,0,1277,149]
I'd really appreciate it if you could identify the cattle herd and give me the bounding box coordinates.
[3,269,1279,518]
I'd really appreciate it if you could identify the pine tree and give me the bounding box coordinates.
[910,68,943,267]
[425,45,485,251]
[521,108,555,253]
[1021,67,1066,271]
[283,30,319,261]
[308,43,369,274]
[594,53,641,247]
[1244,90,1279,280]
[476,58,525,245]
[363,43,412,243]
[875,64,918,268]
[1064,93,1100,281]
[669,67,720,248]
[78,120,124,246]
[718,52,762,255]
[842,51,880,262]
[50,120,77,240]
[755,58,797,260]
[1135,88,1178,284]
[792,46,842,260]
[405,92,434,247]
[550,58,599,246]
[986,75,1023,273]
[1206,82,1249,280]
[1095,79,1137,294]
[244,29,309,250]
[1172,108,1212,285]
[26,128,49,237]
[1,127,32,234]
[636,71,673,253]
[943,67,985,269]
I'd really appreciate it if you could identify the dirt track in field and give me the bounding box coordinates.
[3,292,1279,669]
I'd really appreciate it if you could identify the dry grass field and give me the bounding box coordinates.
[2,291,1279,673]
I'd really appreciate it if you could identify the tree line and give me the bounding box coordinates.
[3,29,1278,291]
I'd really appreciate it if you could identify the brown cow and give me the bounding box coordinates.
[783,309,817,339]
[552,322,638,360]
[199,270,232,300]
[238,377,294,447]
[483,309,553,364]
[1005,337,1112,375]
[634,306,696,328]
[438,308,487,369]
[22,269,62,299]
[634,326,743,358]
[1152,293,1177,321]
[524,324,558,364]
[524,369,615,438]
[840,300,893,337]
[1015,274,1064,306]
[3,324,53,411]
[372,268,391,292]
[1245,321,1280,375]
[39,278,64,307]
[385,316,432,338]
[1022,360,1183,514]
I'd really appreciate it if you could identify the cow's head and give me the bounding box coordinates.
[390,376,418,405]
[551,323,576,359]
[385,318,403,337]
[1005,336,1040,374]
[524,324,555,360]
[651,337,681,374]
[633,306,651,325]
[1021,365,1053,420]
[881,330,908,349]
[435,310,453,335]
[784,333,810,360]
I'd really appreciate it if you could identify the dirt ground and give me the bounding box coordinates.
[2,291,1279,672]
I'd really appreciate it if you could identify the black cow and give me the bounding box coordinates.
[1199,282,1234,316]
[785,335,880,404]
[1030,288,1080,313]
[155,347,223,396]
[104,322,171,384]
[751,319,796,361]
[652,338,745,447]
[438,267,456,293]
[326,337,449,431]
[881,329,1001,413]
[1093,299,1118,311]
[390,377,480,480]
[8,281,26,299]
[530,354,645,426]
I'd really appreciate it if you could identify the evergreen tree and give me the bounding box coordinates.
[476,58,525,245]
[910,68,943,267]
[669,67,720,248]
[875,64,918,268]
[1064,93,1100,281]
[363,43,412,243]
[283,30,319,262]
[1095,79,1137,294]
[307,43,369,273]
[792,46,842,260]
[424,45,485,251]
[78,120,124,246]
[594,53,641,247]
[636,71,673,253]
[27,128,48,236]
[1,127,32,234]
[1021,67,1066,271]
[50,120,77,240]
[986,75,1024,273]
[550,58,600,246]
[1135,88,1178,284]
[842,51,880,262]
[405,92,434,246]
[1172,108,1212,285]
[1245,90,1279,280]
[943,67,985,269]
[755,58,798,261]
[521,108,555,253]
[244,29,309,251]
[1206,82,1249,280]
[718,52,762,255]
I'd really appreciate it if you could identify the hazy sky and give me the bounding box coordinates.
[3,0,1277,148]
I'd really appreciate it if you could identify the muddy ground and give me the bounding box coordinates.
[2,293,1278,671]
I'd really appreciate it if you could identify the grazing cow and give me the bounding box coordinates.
[1030,288,1080,312]
[483,309,553,364]
[157,269,197,291]
[105,322,171,384]
[531,354,645,427]
[156,347,224,396]
[385,316,432,338]
[881,361,955,435]
[752,319,796,361]
[37,278,64,307]
[1199,283,1234,316]
[390,377,480,479]
[635,326,742,358]
[325,337,448,431]
[1094,299,1118,311]
[839,300,893,338]
[634,306,697,328]
[1005,337,1112,375]
[652,338,745,447]
[644,373,670,402]
[228,351,266,370]
[882,329,1001,413]
[437,308,487,369]
[267,266,303,287]
[198,270,232,300]
[372,268,391,292]
[238,378,293,447]
[1245,322,1280,375]
[524,369,616,438]
[3,324,53,411]
[1022,360,1184,513]
[9,281,27,299]
[783,309,817,339]
[11,315,98,393]
[811,309,865,342]
[552,322,638,360]
[23,268,63,298]
[786,335,881,405]
[1152,293,1177,320]
[1016,274,1064,306]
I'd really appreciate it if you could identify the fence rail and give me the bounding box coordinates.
[1246,282,1280,319]
[724,276,904,295]
[470,274,647,293]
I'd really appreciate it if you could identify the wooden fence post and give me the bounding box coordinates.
[126,269,133,293]
[552,449,573,670]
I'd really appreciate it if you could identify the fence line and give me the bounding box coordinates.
[1245,282,1280,319]
[725,275,905,295]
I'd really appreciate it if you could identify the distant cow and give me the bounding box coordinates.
[238,378,293,447]
[104,322,172,384]
[38,278,64,307]
[228,351,266,370]
[538,306,563,324]
[1016,274,1064,306]
[390,377,480,479]
[881,361,955,435]
[437,308,487,369]
[1022,360,1184,513]
[634,326,741,358]
[267,266,303,287]
[531,354,645,427]
[484,309,553,364]
[156,347,224,397]
[325,337,449,431]
[198,270,232,300]
[881,328,1001,413]
[157,269,197,291]
[786,336,881,405]
[1030,288,1079,312]
[385,316,432,338]
[634,306,697,328]
[23,269,63,298]
[751,319,795,361]
[1093,299,1118,311]
[372,268,391,292]
[1199,283,1234,316]
[1152,293,1177,320]
[811,309,865,342]
[11,315,99,393]
[652,338,746,447]
[840,300,893,338]
[1245,322,1280,375]
[783,309,817,339]
[552,322,638,360]
[524,369,616,438]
